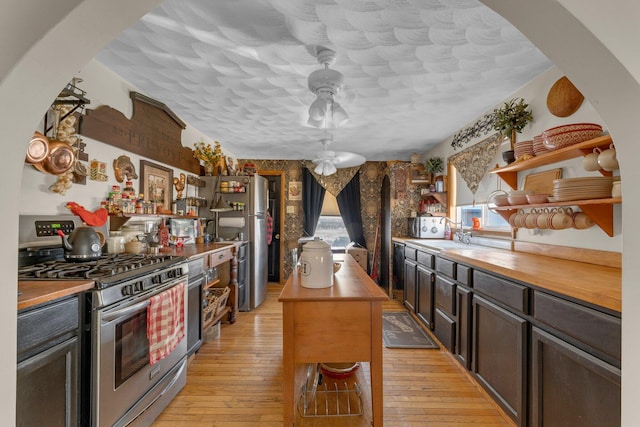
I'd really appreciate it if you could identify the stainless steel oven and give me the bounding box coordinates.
[92,264,188,427]
[18,215,189,427]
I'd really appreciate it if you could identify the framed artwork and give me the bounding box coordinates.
[140,160,173,212]
[289,181,302,201]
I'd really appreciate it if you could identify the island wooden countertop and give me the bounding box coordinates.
[394,237,621,314]
[17,241,240,311]
[279,254,388,303]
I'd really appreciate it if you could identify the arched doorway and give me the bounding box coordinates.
[1,1,639,423]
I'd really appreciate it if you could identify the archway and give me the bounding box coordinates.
[0,0,638,423]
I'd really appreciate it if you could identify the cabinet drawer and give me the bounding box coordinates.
[533,291,621,363]
[435,275,456,315]
[436,257,456,279]
[417,250,435,269]
[404,246,417,261]
[18,296,79,362]
[208,247,233,267]
[473,270,529,314]
[456,264,472,286]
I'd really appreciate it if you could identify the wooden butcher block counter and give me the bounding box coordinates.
[395,237,621,314]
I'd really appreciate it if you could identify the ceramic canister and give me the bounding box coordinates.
[299,238,334,289]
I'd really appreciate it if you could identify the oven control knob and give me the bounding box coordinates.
[134,281,144,292]
[430,226,439,234]
[122,285,133,296]
[167,269,176,279]
[151,274,162,284]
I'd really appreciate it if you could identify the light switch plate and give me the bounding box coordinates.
[286,205,295,214]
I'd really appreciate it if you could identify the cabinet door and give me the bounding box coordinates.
[416,265,434,329]
[434,308,455,352]
[403,259,417,312]
[392,243,405,292]
[455,285,472,369]
[531,327,620,427]
[17,336,78,427]
[472,295,527,427]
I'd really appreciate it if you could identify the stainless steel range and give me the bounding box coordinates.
[18,215,189,426]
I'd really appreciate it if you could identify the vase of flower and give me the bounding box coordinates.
[193,140,223,176]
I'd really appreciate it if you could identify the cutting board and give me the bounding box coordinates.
[523,168,562,194]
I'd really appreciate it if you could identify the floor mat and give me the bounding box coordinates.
[382,311,439,349]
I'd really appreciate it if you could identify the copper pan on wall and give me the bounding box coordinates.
[31,137,76,175]
[25,132,50,164]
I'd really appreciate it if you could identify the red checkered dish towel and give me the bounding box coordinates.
[147,282,185,365]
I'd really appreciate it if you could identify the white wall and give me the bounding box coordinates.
[20,60,234,216]
[426,65,622,252]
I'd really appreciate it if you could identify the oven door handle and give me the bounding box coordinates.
[101,300,150,323]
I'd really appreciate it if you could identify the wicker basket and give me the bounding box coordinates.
[203,286,231,327]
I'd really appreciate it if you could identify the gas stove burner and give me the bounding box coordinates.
[18,253,185,284]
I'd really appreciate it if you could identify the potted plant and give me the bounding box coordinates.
[424,156,444,183]
[492,98,533,163]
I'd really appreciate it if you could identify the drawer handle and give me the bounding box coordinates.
[218,253,225,259]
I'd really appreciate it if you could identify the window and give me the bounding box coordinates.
[456,204,510,230]
[313,192,350,250]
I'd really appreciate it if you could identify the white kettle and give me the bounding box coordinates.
[300,238,333,288]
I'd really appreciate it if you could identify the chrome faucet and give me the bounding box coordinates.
[439,217,472,244]
[439,216,462,229]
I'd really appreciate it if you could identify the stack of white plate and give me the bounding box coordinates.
[533,134,550,156]
[550,177,614,202]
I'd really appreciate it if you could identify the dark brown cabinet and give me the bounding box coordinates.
[530,327,620,427]
[392,242,405,295]
[472,295,527,427]
[455,285,472,369]
[17,296,80,426]
[416,265,434,328]
[393,242,621,427]
[403,258,417,312]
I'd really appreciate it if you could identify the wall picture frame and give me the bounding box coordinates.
[140,160,173,213]
[289,181,302,201]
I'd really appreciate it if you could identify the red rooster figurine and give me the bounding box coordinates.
[65,202,109,226]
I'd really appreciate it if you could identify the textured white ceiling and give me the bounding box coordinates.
[96,0,552,162]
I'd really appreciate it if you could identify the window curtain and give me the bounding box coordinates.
[302,167,325,236]
[336,173,367,248]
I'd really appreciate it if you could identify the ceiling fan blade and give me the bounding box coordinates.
[332,151,366,168]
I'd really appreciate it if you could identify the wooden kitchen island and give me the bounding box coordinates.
[279,254,388,426]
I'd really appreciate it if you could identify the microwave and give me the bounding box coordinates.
[410,216,446,239]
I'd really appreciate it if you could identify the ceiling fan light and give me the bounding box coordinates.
[314,163,324,175]
[324,162,337,176]
[307,116,324,128]
[332,103,349,127]
[309,97,328,120]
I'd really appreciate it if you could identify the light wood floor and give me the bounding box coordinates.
[153,284,514,426]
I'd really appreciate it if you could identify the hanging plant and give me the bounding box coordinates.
[492,98,533,149]
[424,157,444,175]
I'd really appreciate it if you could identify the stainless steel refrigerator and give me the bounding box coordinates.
[199,175,268,311]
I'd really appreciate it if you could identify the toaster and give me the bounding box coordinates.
[410,216,446,239]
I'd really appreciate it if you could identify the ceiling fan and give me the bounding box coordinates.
[312,138,366,176]
[308,47,365,176]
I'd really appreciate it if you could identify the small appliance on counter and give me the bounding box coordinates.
[409,215,446,239]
